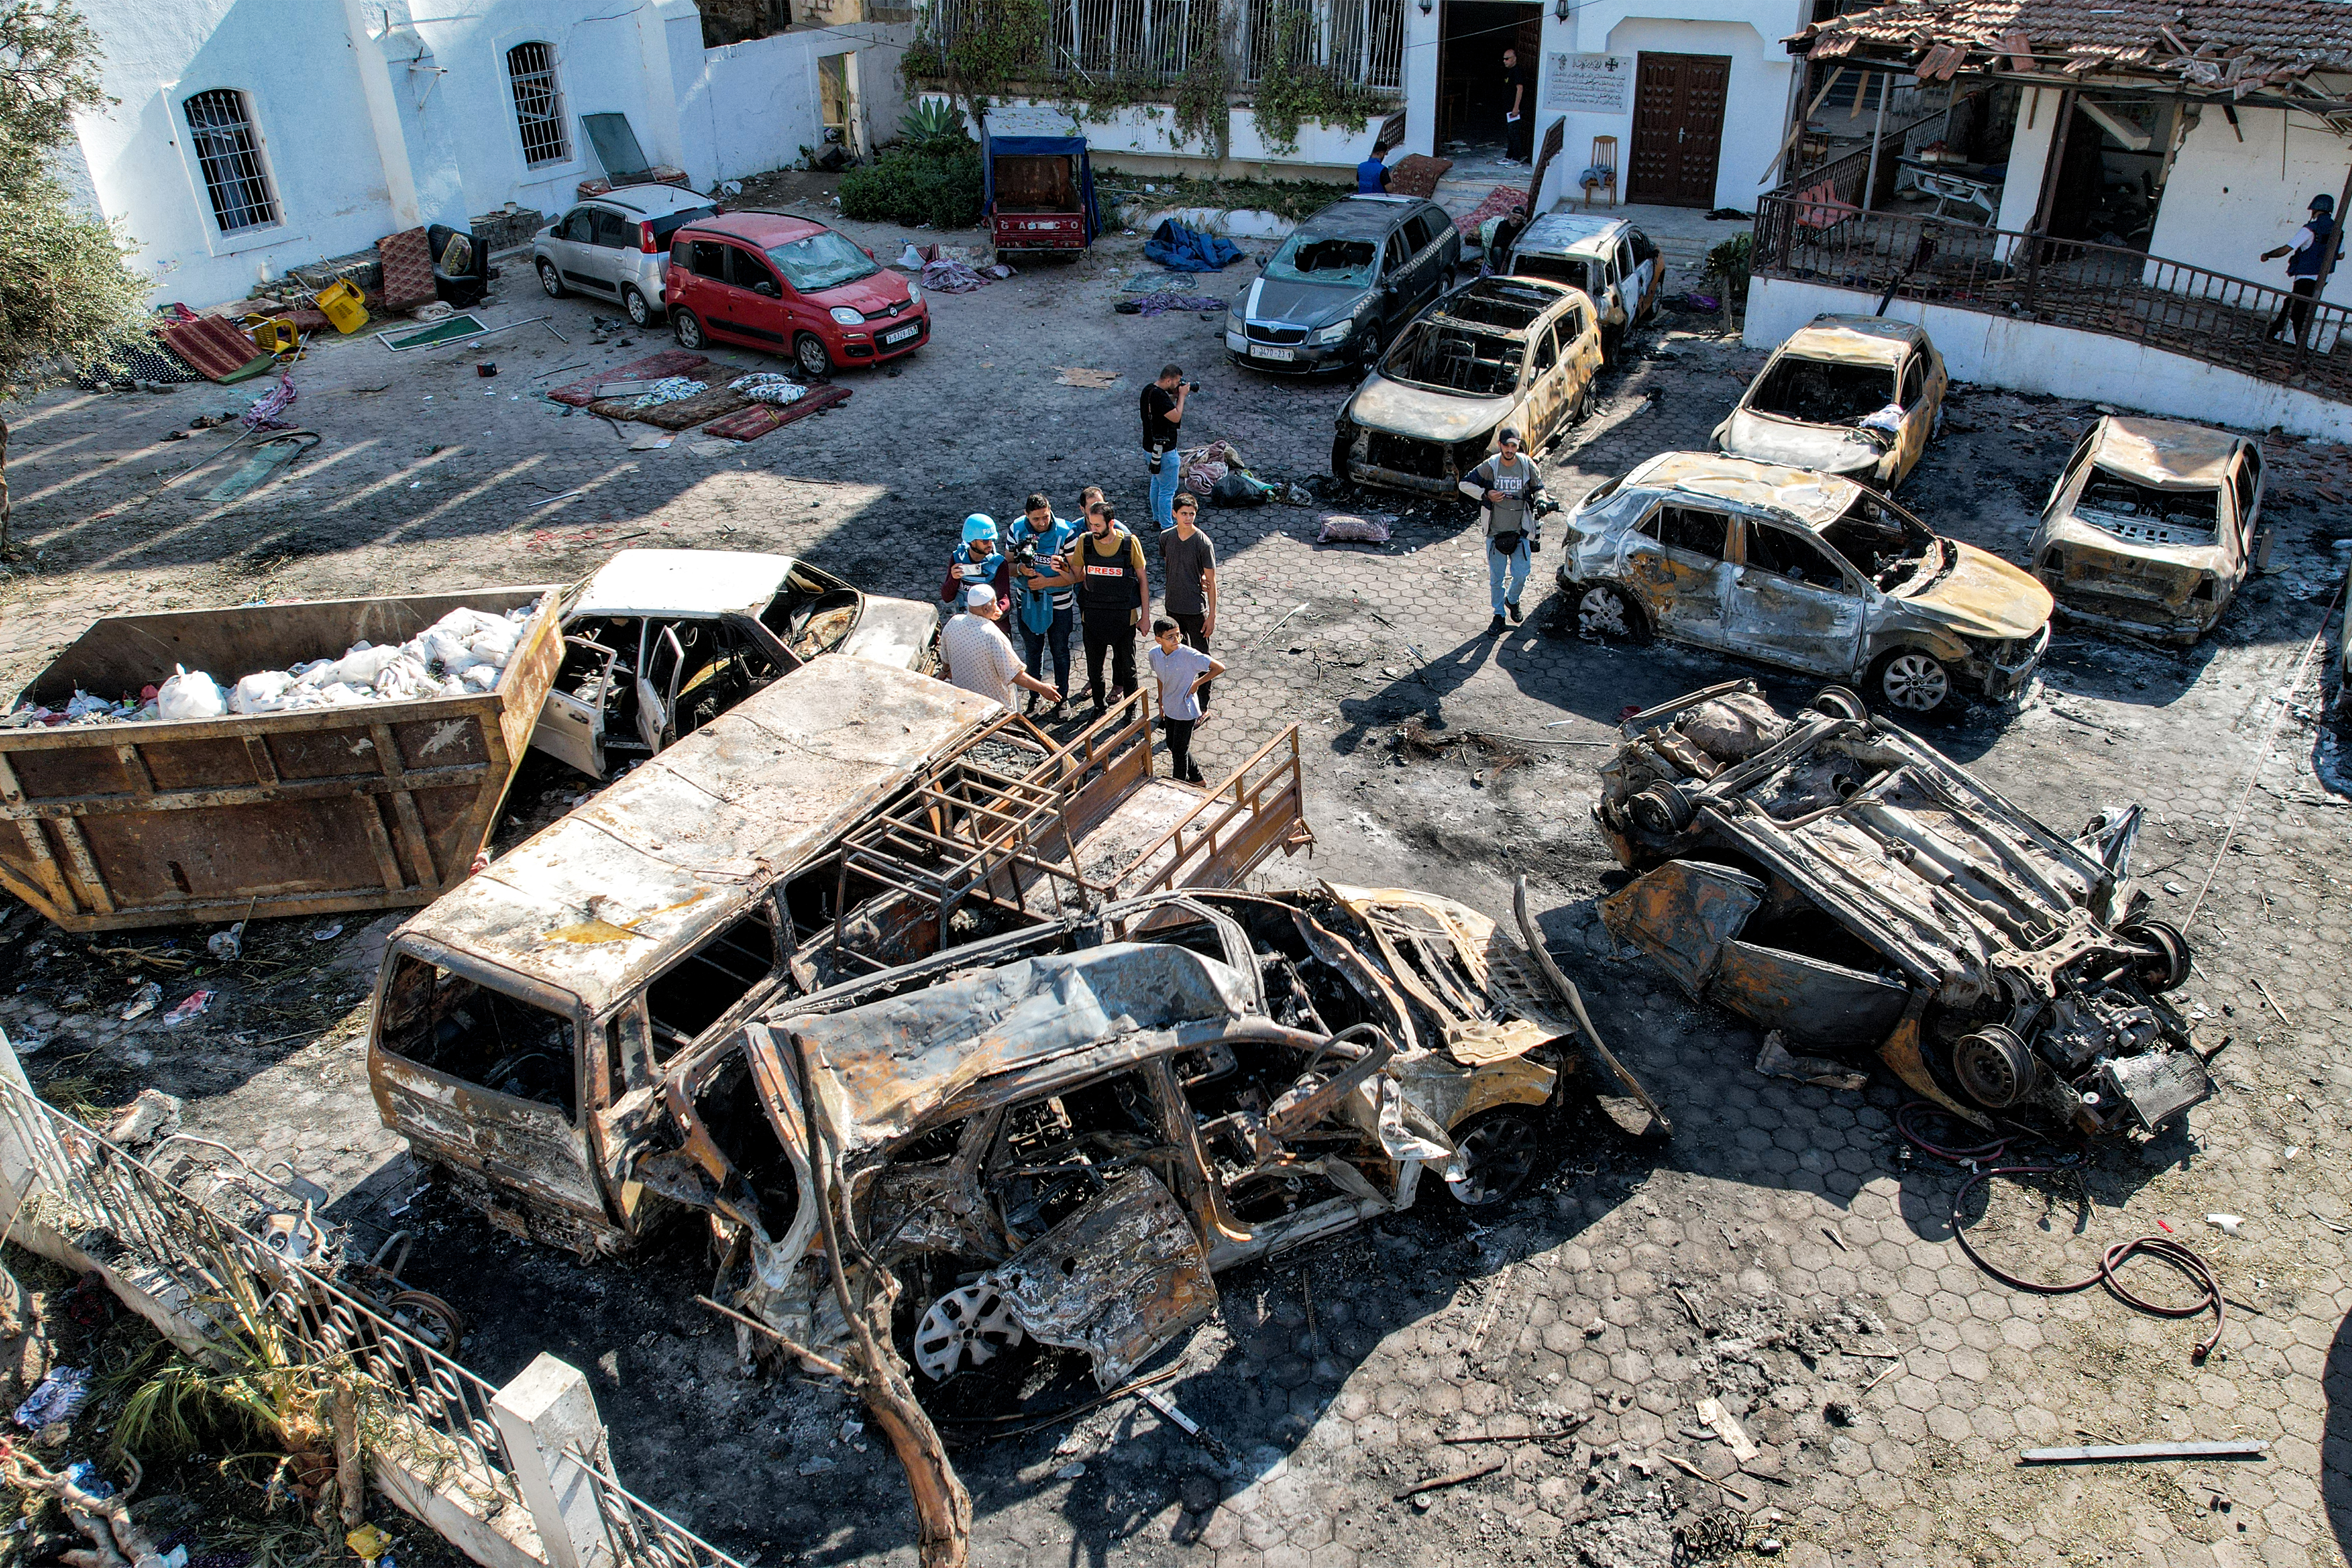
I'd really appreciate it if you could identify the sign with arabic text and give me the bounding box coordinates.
[1543,53,1631,114]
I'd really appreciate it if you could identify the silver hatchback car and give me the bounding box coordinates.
[534,185,720,327]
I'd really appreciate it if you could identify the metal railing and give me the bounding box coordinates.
[1110,722,1309,903]
[1243,0,1403,92]
[573,1445,752,1568]
[1753,198,2352,404]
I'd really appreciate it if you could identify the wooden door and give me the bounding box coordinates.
[1628,52,1731,208]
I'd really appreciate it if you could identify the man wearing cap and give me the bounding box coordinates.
[940,514,1011,619]
[2262,193,2340,345]
[1458,430,1548,635]
[939,585,1063,711]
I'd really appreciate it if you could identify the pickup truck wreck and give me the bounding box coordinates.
[1591,682,2212,1139]
[637,883,1611,1390]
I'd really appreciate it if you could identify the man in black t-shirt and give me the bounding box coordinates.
[1502,47,1534,164]
[1140,363,1191,528]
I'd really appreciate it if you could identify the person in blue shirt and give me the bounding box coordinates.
[2263,192,2339,345]
[1008,491,1078,713]
[940,514,1010,620]
[1356,145,1392,194]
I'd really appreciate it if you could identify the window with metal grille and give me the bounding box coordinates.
[181,89,279,233]
[507,42,570,167]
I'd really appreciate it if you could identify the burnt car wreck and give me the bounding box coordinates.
[1591,682,2214,1138]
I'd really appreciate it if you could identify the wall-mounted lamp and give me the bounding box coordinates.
[1419,0,1432,15]
[1554,0,1570,18]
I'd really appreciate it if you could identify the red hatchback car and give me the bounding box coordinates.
[664,212,929,376]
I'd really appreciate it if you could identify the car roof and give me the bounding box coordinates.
[1623,451,1864,531]
[588,185,718,217]
[1428,275,1582,334]
[393,659,996,1019]
[677,211,830,245]
[1514,212,1626,258]
[1778,314,1925,367]
[1305,196,1428,236]
[572,549,802,619]
[2087,416,2241,487]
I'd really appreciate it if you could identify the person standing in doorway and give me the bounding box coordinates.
[1009,492,1076,713]
[1140,364,1192,528]
[1458,428,1548,635]
[1149,618,1223,786]
[2262,193,2339,345]
[1501,46,1535,165]
[1158,491,1218,712]
[1045,500,1151,713]
[939,586,1064,712]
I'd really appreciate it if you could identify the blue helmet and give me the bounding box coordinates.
[962,513,998,544]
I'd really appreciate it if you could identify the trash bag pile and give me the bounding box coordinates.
[4,606,533,728]
[1143,220,1242,272]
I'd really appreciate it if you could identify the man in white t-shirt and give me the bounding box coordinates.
[1147,616,1224,785]
[939,586,1062,711]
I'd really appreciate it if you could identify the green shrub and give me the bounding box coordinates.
[1706,231,1753,304]
[838,147,985,230]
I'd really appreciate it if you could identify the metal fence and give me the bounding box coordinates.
[920,0,1402,93]
[574,1445,752,1568]
[1243,0,1403,92]
[1752,198,2352,401]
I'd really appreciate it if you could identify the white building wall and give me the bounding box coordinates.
[2147,105,2352,310]
[684,24,915,181]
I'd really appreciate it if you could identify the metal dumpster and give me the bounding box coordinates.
[0,586,562,933]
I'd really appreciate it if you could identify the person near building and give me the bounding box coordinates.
[1356,143,1393,194]
[1149,618,1223,787]
[1158,491,1218,712]
[1458,429,1548,634]
[938,585,1062,712]
[1040,500,1151,712]
[1501,46,1535,165]
[1009,491,1076,712]
[939,514,1009,617]
[1140,365,1192,528]
[2262,192,2339,345]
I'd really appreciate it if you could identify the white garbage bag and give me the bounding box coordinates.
[227,671,295,713]
[157,666,225,721]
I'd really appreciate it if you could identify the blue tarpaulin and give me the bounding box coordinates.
[1143,219,1242,272]
[980,128,1102,243]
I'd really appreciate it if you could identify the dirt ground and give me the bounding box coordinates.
[3,181,2350,1568]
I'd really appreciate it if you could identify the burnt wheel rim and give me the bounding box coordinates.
[1449,1112,1541,1206]
[910,1281,1024,1381]
[1880,653,1949,711]
[797,336,830,377]
[1577,585,1631,639]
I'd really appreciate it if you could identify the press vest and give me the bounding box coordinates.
[2291,215,2339,278]
[1075,528,1143,614]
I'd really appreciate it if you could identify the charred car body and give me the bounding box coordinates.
[1593,682,2212,1138]
[1502,213,1660,363]
[2028,416,2266,645]
[1556,452,2051,716]
[1713,316,1947,492]
[1332,275,1603,495]
[645,884,1595,1388]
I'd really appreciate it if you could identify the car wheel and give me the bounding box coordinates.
[907,1278,1026,1381]
[1810,685,1869,720]
[537,260,565,299]
[1331,432,1354,480]
[2120,918,2190,992]
[1870,648,1953,715]
[1568,385,1591,425]
[1573,581,1650,642]
[672,309,706,350]
[385,1289,466,1356]
[622,286,656,327]
[1442,1107,1543,1208]
[795,332,833,378]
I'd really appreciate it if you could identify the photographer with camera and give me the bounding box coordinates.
[1141,364,1196,528]
[940,514,1011,621]
[1458,429,1552,635]
[1009,491,1077,714]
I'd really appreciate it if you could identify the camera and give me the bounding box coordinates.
[1007,535,1040,567]
[1534,496,1563,517]
[1186,380,1202,393]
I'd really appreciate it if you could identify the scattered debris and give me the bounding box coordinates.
[1393,1457,1505,1502]
[160,989,214,1026]
[120,982,162,1021]
[1754,1032,1869,1093]
[12,1366,91,1428]
[2205,1213,2244,1236]
[1054,366,1122,388]
[1660,1450,1751,1504]
[1696,1397,1760,1462]
[105,1088,183,1146]
[2018,1440,2270,1464]
[1316,514,1393,544]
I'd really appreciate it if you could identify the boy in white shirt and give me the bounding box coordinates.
[1147,617,1223,785]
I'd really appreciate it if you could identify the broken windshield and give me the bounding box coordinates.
[1750,355,1898,426]
[766,230,879,292]
[1265,232,1378,287]
[2076,467,2221,536]
[1512,255,1600,295]
[1382,323,1524,397]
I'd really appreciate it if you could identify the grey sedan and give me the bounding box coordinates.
[1224,196,1460,374]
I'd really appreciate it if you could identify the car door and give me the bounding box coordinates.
[681,238,733,333]
[1623,503,1733,647]
[636,623,686,753]
[552,208,606,294]
[1521,321,1563,443]
[725,244,790,348]
[1891,354,1933,483]
[1411,208,1450,305]
[580,207,632,296]
[1626,228,1661,321]
[1379,227,1415,334]
[1722,518,1870,677]
[2231,441,2265,569]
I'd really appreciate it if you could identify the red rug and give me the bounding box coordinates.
[545,351,712,407]
[155,316,274,383]
[1455,184,1528,234]
[701,383,850,440]
[377,227,436,312]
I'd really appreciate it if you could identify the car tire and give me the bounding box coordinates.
[1810,685,1869,720]
[795,332,834,378]
[622,286,656,327]
[1331,432,1354,481]
[1951,1025,2040,1109]
[537,260,566,299]
[1572,581,1650,643]
[1440,1107,1543,1208]
[1869,648,1953,716]
[672,309,706,350]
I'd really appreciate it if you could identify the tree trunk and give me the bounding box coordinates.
[855,1332,973,1568]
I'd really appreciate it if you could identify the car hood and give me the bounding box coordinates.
[1347,374,1515,444]
[2034,510,2236,573]
[1899,541,2054,640]
[806,271,911,313]
[1720,410,1887,475]
[1243,276,1363,329]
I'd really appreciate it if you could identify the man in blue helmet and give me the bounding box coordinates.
[2262,192,2339,345]
[940,513,1010,620]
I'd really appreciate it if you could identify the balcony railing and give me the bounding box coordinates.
[1753,197,2352,407]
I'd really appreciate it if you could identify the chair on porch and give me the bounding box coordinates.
[1580,136,1618,208]
[1791,179,1863,249]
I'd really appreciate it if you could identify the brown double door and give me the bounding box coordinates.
[1628,51,1730,208]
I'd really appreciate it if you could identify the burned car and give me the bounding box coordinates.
[1225,194,1460,374]
[644,884,1617,1388]
[1593,681,2213,1138]
[2028,416,2266,645]
[1503,212,1660,363]
[1713,316,1947,492]
[1332,275,1603,495]
[1557,452,2051,716]
[534,549,935,777]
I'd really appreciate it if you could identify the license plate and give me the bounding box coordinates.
[1251,345,1295,362]
[882,324,918,346]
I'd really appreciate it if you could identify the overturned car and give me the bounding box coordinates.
[639,884,1616,1389]
[1592,682,2212,1138]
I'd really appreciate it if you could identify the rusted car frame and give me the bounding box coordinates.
[1712,315,1948,492]
[1590,681,2211,1138]
[2027,416,2266,646]
[648,884,1588,1388]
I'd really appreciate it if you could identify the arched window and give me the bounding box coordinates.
[507,42,570,166]
[182,89,279,232]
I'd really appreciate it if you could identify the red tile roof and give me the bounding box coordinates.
[1798,2,2352,89]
